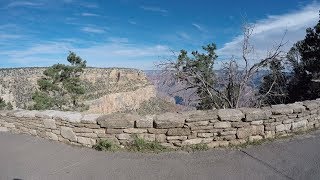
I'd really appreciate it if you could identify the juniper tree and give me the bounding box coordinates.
[32,52,87,111]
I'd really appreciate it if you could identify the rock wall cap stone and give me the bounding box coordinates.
[154,112,185,128]
[271,104,293,115]
[287,103,306,113]
[13,110,37,118]
[218,109,244,121]
[135,115,154,128]
[53,111,83,123]
[81,114,101,124]
[97,113,138,129]
[240,108,270,121]
[185,110,218,122]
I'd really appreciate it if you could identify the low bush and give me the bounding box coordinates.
[127,136,168,153]
[93,140,120,152]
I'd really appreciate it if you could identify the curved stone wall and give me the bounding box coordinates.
[0,99,320,148]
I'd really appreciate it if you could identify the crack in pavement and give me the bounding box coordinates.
[239,149,295,180]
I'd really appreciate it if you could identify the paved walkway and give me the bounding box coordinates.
[1,131,320,180]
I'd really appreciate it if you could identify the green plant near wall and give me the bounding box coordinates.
[127,136,168,153]
[0,97,7,110]
[0,98,13,110]
[32,52,88,111]
[93,140,120,152]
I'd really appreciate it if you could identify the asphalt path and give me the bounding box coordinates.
[1,131,320,180]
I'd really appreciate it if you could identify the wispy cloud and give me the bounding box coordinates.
[80,3,98,8]
[0,40,170,69]
[0,33,22,40]
[129,20,137,25]
[177,32,191,40]
[81,26,106,34]
[140,6,168,14]
[108,37,129,44]
[217,2,320,60]
[192,23,206,32]
[81,13,100,17]
[6,1,43,8]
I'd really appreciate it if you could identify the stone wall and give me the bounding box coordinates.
[0,67,156,114]
[1,99,320,148]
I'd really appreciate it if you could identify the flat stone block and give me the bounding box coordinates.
[43,119,56,129]
[214,122,231,128]
[218,109,244,121]
[97,113,137,129]
[135,115,154,128]
[61,127,77,142]
[154,112,185,129]
[167,128,191,136]
[123,128,148,134]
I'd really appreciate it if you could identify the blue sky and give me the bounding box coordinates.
[0,0,319,70]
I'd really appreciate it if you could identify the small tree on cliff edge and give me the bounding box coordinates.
[161,44,217,110]
[32,52,87,111]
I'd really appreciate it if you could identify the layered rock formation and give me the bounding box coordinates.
[0,67,156,114]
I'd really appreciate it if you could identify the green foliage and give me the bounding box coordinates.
[259,59,288,105]
[32,91,53,110]
[174,44,218,110]
[286,13,320,102]
[32,52,87,111]
[0,98,13,110]
[261,12,320,104]
[93,140,120,152]
[0,98,7,110]
[127,136,168,153]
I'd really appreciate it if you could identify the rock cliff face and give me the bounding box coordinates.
[0,67,156,114]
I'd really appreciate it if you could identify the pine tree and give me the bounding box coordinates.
[287,13,320,102]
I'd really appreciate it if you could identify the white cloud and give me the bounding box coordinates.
[81,27,106,33]
[0,42,71,59]
[81,13,99,17]
[129,20,137,25]
[6,1,43,8]
[0,41,171,69]
[140,6,168,14]
[192,23,206,32]
[217,3,320,60]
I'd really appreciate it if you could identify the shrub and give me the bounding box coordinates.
[0,98,14,110]
[127,136,168,153]
[93,140,120,152]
